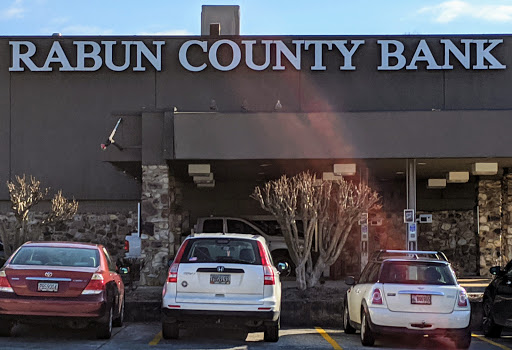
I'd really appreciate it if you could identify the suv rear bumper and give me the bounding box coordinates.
[162,308,280,325]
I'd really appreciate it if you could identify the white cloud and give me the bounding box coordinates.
[137,29,193,36]
[419,1,512,23]
[1,0,25,20]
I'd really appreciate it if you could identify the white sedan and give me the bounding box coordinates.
[343,250,471,349]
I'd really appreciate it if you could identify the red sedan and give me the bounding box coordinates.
[0,241,124,339]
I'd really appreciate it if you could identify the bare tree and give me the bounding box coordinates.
[0,175,78,256]
[252,172,380,290]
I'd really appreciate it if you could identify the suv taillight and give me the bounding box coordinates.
[0,271,13,293]
[257,241,275,285]
[82,273,105,295]
[371,288,383,305]
[167,240,189,283]
[457,289,468,307]
[124,240,129,252]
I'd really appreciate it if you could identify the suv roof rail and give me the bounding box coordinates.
[371,249,448,262]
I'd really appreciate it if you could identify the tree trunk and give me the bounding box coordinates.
[308,254,326,288]
[295,262,307,290]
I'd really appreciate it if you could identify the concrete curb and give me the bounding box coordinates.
[126,299,483,330]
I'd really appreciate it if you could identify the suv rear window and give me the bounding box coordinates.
[181,238,261,265]
[380,261,456,285]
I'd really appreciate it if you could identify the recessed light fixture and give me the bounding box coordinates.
[258,172,265,175]
[418,162,427,166]
[259,163,271,167]
[396,171,405,175]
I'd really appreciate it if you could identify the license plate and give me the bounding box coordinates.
[411,294,431,305]
[38,282,59,292]
[210,274,230,285]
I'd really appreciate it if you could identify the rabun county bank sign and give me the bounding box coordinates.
[9,38,506,72]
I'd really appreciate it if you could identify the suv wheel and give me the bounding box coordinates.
[482,298,502,338]
[264,318,280,342]
[96,305,113,339]
[162,321,179,339]
[343,301,356,334]
[360,310,375,346]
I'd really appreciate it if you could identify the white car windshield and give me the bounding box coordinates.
[380,261,456,285]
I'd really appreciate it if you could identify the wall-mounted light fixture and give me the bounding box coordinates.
[333,163,356,176]
[471,162,498,176]
[427,178,447,189]
[447,171,469,183]
[193,173,214,184]
[197,181,215,188]
[188,164,211,177]
[322,172,343,181]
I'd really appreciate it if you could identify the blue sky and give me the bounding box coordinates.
[0,0,511,36]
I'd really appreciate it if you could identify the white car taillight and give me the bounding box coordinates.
[82,273,105,295]
[457,289,468,307]
[371,288,383,305]
[0,271,13,293]
[257,241,275,285]
[167,240,189,283]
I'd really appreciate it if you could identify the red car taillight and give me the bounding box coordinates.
[167,240,189,283]
[124,240,129,252]
[258,241,275,285]
[0,271,13,293]
[457,290,468,307]
[371,288,383,305]
[81,273,105,295]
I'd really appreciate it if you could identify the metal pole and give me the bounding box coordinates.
[360,166,369,271]
[406,159,417,250]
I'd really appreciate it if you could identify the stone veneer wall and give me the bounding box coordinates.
[0,211,137,262]
[502,174,512,266]
[141,165,172,286]
[478,179,503,276]
[418,210,477,276]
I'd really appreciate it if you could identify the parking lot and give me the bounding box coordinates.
[1,322,511,350]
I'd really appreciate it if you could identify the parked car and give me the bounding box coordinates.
[194,216,298,276]
[482,260,512,337]
[162,233,286,341]
[343,249,471,349]
[0,241,124,339]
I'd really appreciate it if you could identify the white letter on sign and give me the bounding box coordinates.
[273,40,304,70]
[406,40,441,70]
[134,41,165,71]
[378,40,406,70]
[75,41,102,71]
[42,41,73,71]
[103,41,131,72]
[243,40,272,71]
[472,39,506,70]
[179,40,207,72]
[333,40,364,70]
[10,41,40,71]
[209,40,241,71]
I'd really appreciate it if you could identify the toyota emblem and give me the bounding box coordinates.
[217,266,224,272]
[45,272,52,277]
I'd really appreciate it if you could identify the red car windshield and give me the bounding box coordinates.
[10,246,100,267]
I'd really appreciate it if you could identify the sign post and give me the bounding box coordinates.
[404,208,417,250]
[360,212,369,271]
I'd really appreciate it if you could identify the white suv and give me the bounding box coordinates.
[343,250,471,349]
[162,233,284,341]
[194,217,297,276]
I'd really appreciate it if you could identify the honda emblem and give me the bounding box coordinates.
[217,266,224,272]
